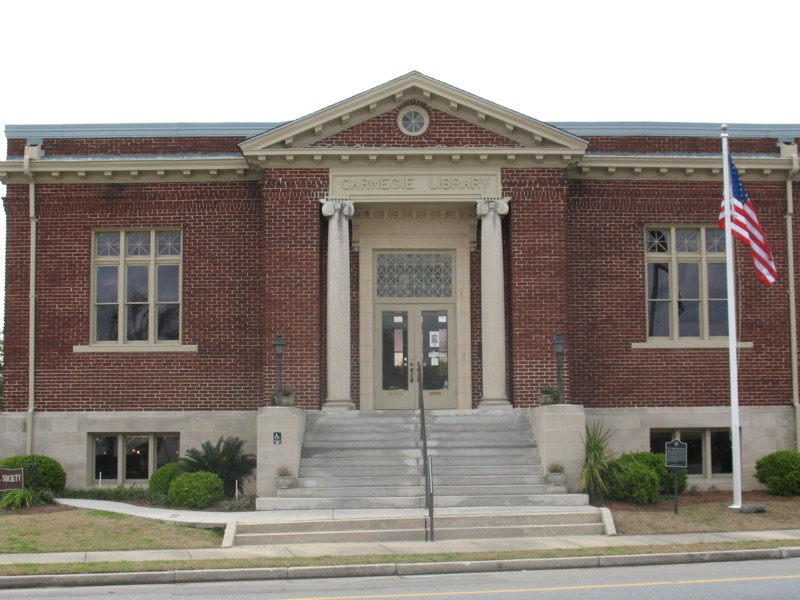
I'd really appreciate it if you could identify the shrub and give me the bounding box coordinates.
[766,470,800,497]
[615,452,687,495]
[755,450,800,485]
[0,489,36,510]
[607,461,660,505]
[580,421,614,503]
[168,471,224,509]
[0,455,66,492]
[60,485,152,503]
[180,436,256,498]
[214,495,257,512]
[0,488,55,510]
[148,460,187,496]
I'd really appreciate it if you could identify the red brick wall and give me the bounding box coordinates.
[504,168,571,407]
[583,136,783,155]
[260,169,327,409]
[312,103,522,148]
[3,181,268,412]
[566,179,792,408]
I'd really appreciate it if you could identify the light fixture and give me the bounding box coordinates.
[554,332,566,403]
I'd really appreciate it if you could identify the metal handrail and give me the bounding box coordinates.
[417,361,435,541]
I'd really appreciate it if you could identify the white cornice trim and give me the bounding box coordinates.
[0,156,259,184]
[569,155,795,182]
[250,146,584,169]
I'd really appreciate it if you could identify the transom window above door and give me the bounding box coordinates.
[376,253,453,298]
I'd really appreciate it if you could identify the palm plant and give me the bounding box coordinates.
[180,436,257,498]
[580,421,615,504]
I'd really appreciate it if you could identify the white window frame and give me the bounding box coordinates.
[75,229,197,353]
[633,226,752,350]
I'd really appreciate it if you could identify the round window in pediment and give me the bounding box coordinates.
[398,106,429,136]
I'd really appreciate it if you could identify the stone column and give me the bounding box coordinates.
[477,198,511,407]
[320,199,355,410]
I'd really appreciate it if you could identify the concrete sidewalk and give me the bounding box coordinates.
[1,499,799,589]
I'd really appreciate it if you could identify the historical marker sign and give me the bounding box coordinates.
[665,439,687,514]
[665,439,688,471]
[0,467,24,491]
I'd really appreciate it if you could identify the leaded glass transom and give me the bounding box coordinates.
[376,253,452,298]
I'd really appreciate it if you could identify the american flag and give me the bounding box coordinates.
[719,156,778,285]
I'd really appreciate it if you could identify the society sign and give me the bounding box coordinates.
[0,467,24,491]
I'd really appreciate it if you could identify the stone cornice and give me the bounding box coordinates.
[249,147,584,169]
[569,155,797,182]
[0,156,260,184]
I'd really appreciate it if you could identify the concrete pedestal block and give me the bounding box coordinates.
[256,407,306,498]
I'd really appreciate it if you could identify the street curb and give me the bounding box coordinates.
[2,547,800,590]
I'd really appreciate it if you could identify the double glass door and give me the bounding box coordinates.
[375,304,456,409]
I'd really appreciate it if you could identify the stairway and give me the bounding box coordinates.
[244,409,605,546]
[257,409,590,510]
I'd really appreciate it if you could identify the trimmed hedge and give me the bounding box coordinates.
[168,471,224,509]
[148,460,187,496]
[0,455,66,493]
[755,450,800,485]
[766,469,800,497]
[607,461,660,505]
[615,452,687,495]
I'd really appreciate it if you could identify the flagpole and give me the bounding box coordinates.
[722,124,743,509]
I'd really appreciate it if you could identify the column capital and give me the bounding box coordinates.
[320,198,355,218]
[476,197,510,217]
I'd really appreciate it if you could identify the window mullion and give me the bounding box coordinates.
[150,231,156,343]
[118,232,126,343]
[700,228,709,339]
[669,230,679,341]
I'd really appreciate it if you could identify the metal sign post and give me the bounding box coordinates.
[665,440,687,514]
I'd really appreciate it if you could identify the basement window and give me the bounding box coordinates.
[650,429,733,476]
[92,433,180,484]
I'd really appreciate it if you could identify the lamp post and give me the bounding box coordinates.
[553,332,566,404]
[273,333,286,399]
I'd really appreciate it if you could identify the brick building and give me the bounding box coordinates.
[1,72,798,497]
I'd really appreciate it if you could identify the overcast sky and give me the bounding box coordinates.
[1,0,798,328]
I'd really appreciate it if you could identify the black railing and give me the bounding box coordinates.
[417,361,435,541]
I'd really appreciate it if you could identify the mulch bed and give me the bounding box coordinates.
[0,504,77,517]
[602,490,777,512]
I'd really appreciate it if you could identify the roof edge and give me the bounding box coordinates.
[5,122,284,140]
[551,122,800,140]
[6,121,799,142]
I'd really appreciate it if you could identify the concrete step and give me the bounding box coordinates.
[296,476,424,488]
[258,493,590,511]
[434,494,590,507]
[298,465,542,478]
[432,475,544,486]
[278,485,426,498]
[301,448,422,458]
[300,457,422,468]
[235,510,605,545]
[256,496,426,510]
[299,466,423,477]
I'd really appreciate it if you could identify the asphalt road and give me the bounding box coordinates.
[3,557,799,599]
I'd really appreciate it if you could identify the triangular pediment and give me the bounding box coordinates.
[240,72,588,168]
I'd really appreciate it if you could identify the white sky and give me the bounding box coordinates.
[1,0,799,329]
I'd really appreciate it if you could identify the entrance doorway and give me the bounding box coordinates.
[375,304,456,409]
